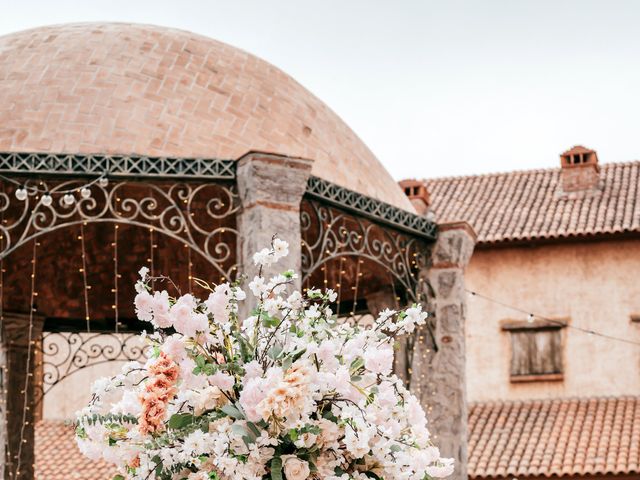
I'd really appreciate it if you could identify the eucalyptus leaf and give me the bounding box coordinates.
[270,456,283,480]
[221,404,245,420]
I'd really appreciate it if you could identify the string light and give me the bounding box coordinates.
[79,223,91,332]
[5,174,108,202]
[149,227,155,290]
[351,259,363,318]
[467,289,640,347]
[112,225,120,333]
[14,239,38,480]
[0,185,9,474]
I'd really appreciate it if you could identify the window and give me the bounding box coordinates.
[501,320,565,382]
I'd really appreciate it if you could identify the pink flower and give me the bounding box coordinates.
[205,286,230,325]
[239,377,266,422]
[152,291,172,328]
[172,304,208,338]
[243,360,263,380]
[208,372,235,392]
[134,291,153,322]
[364,344,394,376]
[161,335,186,362]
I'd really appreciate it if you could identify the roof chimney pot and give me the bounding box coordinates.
[560,146,600,192]
[398,179,430,215]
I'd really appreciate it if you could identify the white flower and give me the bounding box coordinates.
[272,238,289,259]
[138,266,149,280]
[253,248,273,266]
[281,455,310,480]
[249,276,267,297]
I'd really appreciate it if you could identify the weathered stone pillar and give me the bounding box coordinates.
[0,312,45,480]
[236,152,313,308]
[410,222,475,480]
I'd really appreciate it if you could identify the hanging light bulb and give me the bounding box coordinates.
[527,313,535,323]
[15,188,28,201]
[41,193,53,207]
[63,193,75,206]
[80,187,91,199]
[98,177,109,188]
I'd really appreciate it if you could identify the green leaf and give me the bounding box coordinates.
[270,456,283,480]
[281,356,293,371]
[246,421,261,437]
[168,413,195,429]
[113,476,125,480]
[268,344,283,360]
[221,404,245,420]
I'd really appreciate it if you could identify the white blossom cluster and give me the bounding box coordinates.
[75,239,453,480]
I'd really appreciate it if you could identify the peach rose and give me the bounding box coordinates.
[282,456,310,480]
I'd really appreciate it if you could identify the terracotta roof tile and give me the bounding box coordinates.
[35,396,640,479]
[468,396,640,479]
[425,162,640,244]
[35,420,114,480]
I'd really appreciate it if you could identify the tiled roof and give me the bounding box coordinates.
[468,396,640,479]
[37,397,640,479]
[425,162,640,244]
[35,420,114,480]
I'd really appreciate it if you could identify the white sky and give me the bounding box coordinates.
[1,0,639,179]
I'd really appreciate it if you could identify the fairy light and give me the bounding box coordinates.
[350,259,363,318]
[0,185,8,474]
[336,256,345,317]
[13,239,38,479]
[467,289,640,347]
[148,227,155,289]
[185,244,193,293]
[79,223,91,332]
[112,225,120,333]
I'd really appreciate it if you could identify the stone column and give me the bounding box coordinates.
[0,312,45,480]
[410,222,475,480]
[235,152,313,309]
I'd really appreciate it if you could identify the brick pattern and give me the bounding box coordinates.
[0,23,413,211]
[468,396,640,479]
[425,162,640,244]
[35,420,114,480]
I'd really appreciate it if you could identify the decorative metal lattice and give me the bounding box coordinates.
[0,152,436,242]
[0,178,240,279]
[300,197,431,305]
[0,151,236,180]
[305,176,437,240]
[34,332,150,401]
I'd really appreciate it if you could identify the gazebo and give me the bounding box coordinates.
[0,23,475,480]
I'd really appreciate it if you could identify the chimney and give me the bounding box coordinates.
[559,145,601,192]
[399,179,430,215]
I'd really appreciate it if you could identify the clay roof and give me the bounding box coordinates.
[425,161,640,244]
[468,396,640,479]
[35,420,114,480]
[0,23,414,211]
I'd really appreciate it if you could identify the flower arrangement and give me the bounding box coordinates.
[75,239,454,480]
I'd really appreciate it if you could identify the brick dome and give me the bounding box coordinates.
[0,23,414,211]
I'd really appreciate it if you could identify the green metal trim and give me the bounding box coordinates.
[0,151,236,179]
[0,152,436,239]
[305,175,437,240]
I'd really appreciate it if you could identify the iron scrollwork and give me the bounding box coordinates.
[0,178,240,280]
[300,197,431,305]
[35,332,150,398]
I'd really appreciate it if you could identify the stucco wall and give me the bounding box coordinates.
[465,238,640,402]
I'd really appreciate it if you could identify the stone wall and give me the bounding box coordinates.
[465,237,640,402]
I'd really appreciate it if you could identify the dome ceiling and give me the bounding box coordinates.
[0,23,414,211]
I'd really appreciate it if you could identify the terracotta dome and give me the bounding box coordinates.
[0,23,413,211]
